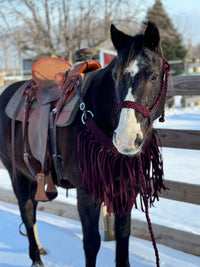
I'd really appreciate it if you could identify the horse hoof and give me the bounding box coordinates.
[40,247,47,255]
[31,260,45,267]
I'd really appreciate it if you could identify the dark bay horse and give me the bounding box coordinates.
[0,22,169,267]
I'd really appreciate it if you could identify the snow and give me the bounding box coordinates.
[155,106,200,186]
[0,106,200,266]
[0,201,200,267]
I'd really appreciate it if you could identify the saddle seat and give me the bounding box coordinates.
[6,56,101,202]
[32,57,72,104]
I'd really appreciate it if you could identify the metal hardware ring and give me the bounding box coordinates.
[81,110,94,124]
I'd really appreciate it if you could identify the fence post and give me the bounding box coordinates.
[184,58,188,74]
[102,205,115,241]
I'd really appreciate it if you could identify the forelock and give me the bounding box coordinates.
[115,35,144,85]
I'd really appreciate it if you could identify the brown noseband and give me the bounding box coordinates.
[117,59,170,124]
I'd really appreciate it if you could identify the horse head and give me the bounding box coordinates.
[111,22,169,155]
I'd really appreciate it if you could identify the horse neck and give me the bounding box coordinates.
[87,61,117,136]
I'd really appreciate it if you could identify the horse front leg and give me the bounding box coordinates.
[114,211,131,267]
[13,173,45,267]
[77,188,101,267]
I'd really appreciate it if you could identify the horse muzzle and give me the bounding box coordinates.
[113,131,143,155]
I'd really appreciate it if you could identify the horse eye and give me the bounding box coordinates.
[151,74,159,81]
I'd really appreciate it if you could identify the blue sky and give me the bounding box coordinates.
[143,0,200,45]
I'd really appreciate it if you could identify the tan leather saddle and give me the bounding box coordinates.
[6,57,101,202]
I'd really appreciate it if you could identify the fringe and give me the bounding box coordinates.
[77,123,166,216]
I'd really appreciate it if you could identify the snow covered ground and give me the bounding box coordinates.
[0,201,200,267]
[0,106,200,266]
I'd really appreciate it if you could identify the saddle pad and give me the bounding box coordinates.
[5,82,27,119]
[5,83,41,120]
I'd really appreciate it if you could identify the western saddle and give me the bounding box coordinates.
[6,50,101,202]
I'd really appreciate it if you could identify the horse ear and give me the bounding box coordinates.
[144,21,160,50]
[110,24,131,51]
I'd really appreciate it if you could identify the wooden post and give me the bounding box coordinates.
[0,71,5,86]
[183,58,188,74]
[102,205,115,241]
[194,58,200,73]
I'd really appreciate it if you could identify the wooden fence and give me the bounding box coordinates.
[101,75,200,257]
[150,75,200,256]
[0,75,200,256]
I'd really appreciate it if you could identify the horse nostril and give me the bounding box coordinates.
[134,134,143,149]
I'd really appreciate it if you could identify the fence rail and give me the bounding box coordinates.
[156,128,200,150]
[158,180,200,205]
[168,75,200,96]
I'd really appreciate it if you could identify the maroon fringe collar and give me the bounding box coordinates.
[77,118,166,216]
[77,117,167,267]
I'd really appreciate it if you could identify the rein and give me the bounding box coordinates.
[117,59,170,124]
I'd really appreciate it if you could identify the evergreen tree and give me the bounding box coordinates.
[146,0,187,60]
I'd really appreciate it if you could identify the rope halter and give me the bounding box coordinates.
[117,59,171,124]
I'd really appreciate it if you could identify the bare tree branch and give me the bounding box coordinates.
[0,0,145,67]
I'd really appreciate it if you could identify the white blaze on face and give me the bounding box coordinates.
[113,60,143,155]
[125,59,139,77]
